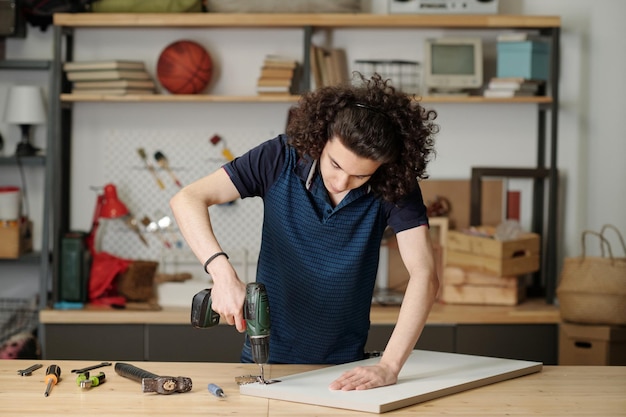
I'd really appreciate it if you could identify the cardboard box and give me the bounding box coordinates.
[0,219,33,259]
[559,322,626,365]
[497,40,550,80]
[440,266,525,306]
[446,229,540,276]
[420,179,504,231]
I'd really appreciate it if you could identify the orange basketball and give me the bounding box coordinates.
[157,40,213,94]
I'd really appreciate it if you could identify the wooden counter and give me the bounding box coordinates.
[39,298,560,325]
[39,300,560,363]
[1,360,623,416]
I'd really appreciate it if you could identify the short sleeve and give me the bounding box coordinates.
[385,186,429,233]
[223,135,288,198]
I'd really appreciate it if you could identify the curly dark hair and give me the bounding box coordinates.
[286,73,438,203]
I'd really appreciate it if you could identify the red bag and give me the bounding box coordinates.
[88,251,131,307]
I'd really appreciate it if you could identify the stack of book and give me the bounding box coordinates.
[483,77,544,98]
[64,60,157,95]
[309,44,349,89]
[495,32,546,43]
[256,55,300,96]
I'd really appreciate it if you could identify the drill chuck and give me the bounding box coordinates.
[249,335,270,365]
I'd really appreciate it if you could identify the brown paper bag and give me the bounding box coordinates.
[557,226,626,325]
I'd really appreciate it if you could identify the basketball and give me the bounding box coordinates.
[157,40,213,94]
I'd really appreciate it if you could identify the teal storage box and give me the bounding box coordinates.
[497,41,550,80]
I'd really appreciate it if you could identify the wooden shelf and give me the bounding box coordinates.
[60,93,553,104]
[60,93,301,103]
[53,13,560,29]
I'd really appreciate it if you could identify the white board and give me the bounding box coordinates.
[240,350,542,413]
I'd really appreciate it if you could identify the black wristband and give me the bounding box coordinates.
[203,252,229,274]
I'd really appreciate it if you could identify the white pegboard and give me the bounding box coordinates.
[100,128,268,283]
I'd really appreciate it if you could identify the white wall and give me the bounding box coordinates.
[2,0,625,299]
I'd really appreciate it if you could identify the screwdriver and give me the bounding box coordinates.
[208,383,225,398]
[44,365,61,397]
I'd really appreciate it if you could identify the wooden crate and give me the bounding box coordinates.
[446,229,540,276]
[440,266,526,306]
[0,219,33,259]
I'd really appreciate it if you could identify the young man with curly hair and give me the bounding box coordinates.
[170,73,439,391]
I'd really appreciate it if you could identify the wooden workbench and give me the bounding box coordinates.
[1,360,624,416]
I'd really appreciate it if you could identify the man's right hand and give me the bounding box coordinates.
[208,260,247,332]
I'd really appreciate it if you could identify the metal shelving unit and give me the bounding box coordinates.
[50,13,561,304]
[0,59,54,335]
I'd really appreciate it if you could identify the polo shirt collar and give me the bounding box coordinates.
[294,155,372,202]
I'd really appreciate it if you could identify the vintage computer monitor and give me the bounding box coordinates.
[423,37,483,95]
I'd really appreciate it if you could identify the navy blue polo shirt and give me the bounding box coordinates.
[224,135,428,364]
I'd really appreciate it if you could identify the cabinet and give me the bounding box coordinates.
[48,13,561,310]
[0,59,53,312]
[42,307,559,364]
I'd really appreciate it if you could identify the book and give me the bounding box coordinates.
[329,48,349,85]
[72,79,156,89]
[63,60,145,72]
[256,85,291,94]
[59,232,91,303]
[309,45,349,88]
[262,55,298,69]
[259,66,294,79]
[496,33,546,42]
[66,69,152,81]
[309,44,324,89]
[487,82,539,93]
[257,77,292,87]
[483,89,536,98]
[70,88,156,95]
[488,77,543,88]
[257,91,293,96]
[487,78,544,95]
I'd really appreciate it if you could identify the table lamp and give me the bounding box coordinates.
[86,183,148,253]
[3,85,47,157]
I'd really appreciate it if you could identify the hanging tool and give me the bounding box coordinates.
[155,213,183,248]
[141,215,172,248]
[44,365,61,397]
[209,134,235,162]
[17,363,42,376]
[114,362,192,394]
[77,371,106,389]
[191,282,277,384]
[71,361,112,374]
[154,150,183,188]
[137,148,165,190]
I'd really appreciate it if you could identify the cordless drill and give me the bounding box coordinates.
[191,282,271,382]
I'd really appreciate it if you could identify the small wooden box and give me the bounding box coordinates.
[0,219,33,259]
[446,229,540,276]
[559,323,626,365]
[440,266,526,306]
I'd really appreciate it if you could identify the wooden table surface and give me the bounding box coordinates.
[1,360,623,416]
[39,298,561,325]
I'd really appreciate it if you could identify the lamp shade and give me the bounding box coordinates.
[4,85,47,125]
[100,184,130,219]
